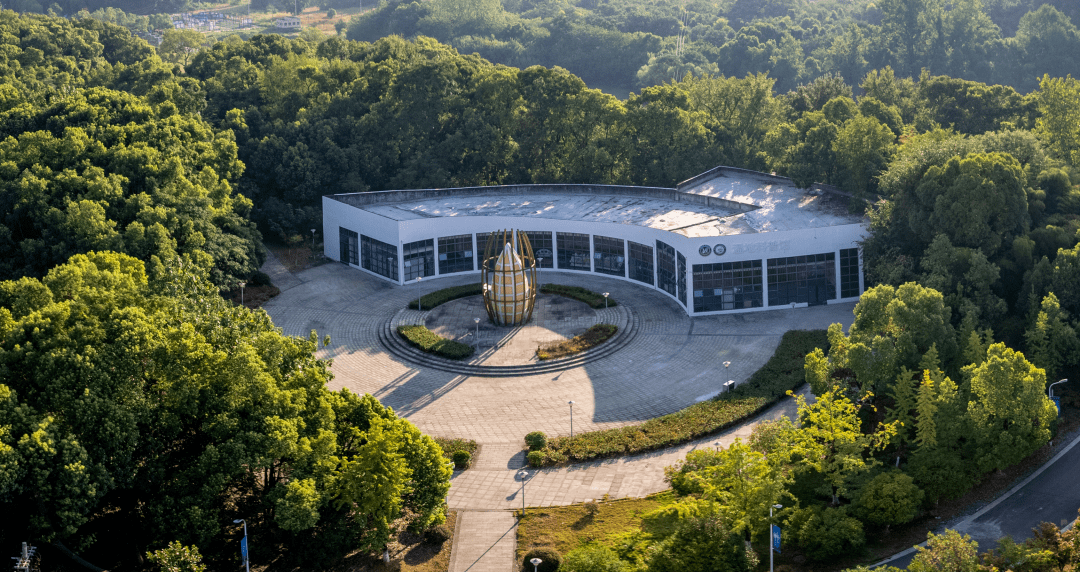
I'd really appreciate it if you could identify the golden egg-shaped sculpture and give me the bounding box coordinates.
[481,230,537,326]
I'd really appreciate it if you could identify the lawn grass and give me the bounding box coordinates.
[536,324,617,360]
[528,329,828,466]
[398,325,475,360]
[516,492,675,561]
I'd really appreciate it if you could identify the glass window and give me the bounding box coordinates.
[523,231,553,268]
[557,232,591,271]
[438,234,474,274]
[657,240,677,298]
[593,235,625,276]
[840,248,861,298]
[477,233,500,271]
[339,227,358,266]
[361,234,398,281]
[692,260,763,312]
[678,251,687,307]
[628,241,653,285]
[767,253,835,306]
[403,239,435,281]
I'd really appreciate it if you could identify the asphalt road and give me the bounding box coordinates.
[877,432,1080,569]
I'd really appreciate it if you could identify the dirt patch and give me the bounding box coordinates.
[224,284,281,309]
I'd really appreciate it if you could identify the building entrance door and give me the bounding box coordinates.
[808,279,829,306]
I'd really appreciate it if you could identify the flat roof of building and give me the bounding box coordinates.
[326,168,864,237]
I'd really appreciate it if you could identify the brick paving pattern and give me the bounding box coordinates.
[261,262,853,572]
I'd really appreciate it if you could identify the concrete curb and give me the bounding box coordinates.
[871,429,1080,568]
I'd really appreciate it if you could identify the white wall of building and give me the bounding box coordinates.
[324,197,866,316]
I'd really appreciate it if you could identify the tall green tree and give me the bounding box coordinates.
[963,343,1056,473]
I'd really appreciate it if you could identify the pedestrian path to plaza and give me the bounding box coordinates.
[261,260,854,572]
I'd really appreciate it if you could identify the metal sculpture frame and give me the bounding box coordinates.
[480,229,538,326]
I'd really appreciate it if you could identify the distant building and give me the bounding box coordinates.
[275,16,301,29]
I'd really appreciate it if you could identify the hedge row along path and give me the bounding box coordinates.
[262,261,854,572]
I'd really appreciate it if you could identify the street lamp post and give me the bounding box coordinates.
[233,519,249,572]
[416,276,422,311]
[239,282,246,306]
[518,470,529,514]
[530,557,542,572]
[1050,378,1068,399]
[310,228,316,251]
[474,317,480,347]
[770,504,782,572]
[569,400,575,438]
[603,292,609,308]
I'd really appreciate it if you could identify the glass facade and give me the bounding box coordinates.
[557,232,591,271]
[438,234,474,274]
[524,231,554,268]
[593,235,625,276]
[767,253,835,306]
[339,227,358,265]
[678,251,687,306]
[477,233,500,271]
[361,234,398,281]
[403,239,435,281]
[628,241,654,285]
[656,240,677,298]
[840,248,861,298]
[692,260,763,312]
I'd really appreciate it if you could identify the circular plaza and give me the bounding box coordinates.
[262,261,856,444]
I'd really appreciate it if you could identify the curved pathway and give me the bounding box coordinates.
[262,261,853,571]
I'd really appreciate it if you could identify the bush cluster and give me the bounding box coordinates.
[398,325,475,360]
[536,324,617,360]
[522,547,562,572]
[526,330,827,466]
[540,284,618,309]
[407,283,483,310]
[452,450,471,469]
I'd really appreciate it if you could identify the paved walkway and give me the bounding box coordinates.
[260,262,854,572]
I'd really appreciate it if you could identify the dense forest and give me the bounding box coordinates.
[0,2,1079,570]
[348,0,1080,94]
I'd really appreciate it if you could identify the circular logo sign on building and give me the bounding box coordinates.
[698,244,712,256]
[714,244,726,256]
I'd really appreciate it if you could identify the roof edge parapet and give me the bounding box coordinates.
[326,183,759,214]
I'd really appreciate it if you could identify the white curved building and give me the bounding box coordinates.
[322,166,867,316]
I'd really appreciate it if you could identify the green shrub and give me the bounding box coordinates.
[664,449,724,496]
[452,450,471,469]
[434,437,478,461]
[646,515,747,572]
[854,471,924,530]
[525,431,548,451]
[562,544,627,572]
[791,506,865,562]
[326,7,336,17]
[527,450,545,467]
[523,547,562,572]
[528,330,827,466]
[408,283,483,310]
[540,284,617,308]
[249,270,272,286]
[398,325,475,360]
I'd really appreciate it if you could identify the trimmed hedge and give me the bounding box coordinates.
[536,324,617,360]
[407,283,483,310]
[398,325,475,360]
[527,329,828,466]
[539,284,617,309]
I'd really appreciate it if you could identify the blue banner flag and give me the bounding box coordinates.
[240,536,248,562]
[772,525,782,554]
[1052,396,1061,416]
